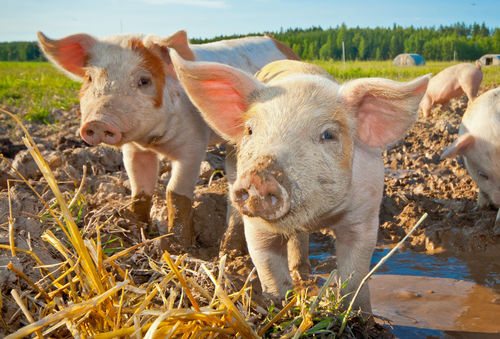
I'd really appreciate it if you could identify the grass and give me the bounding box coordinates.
[0,62,79,123]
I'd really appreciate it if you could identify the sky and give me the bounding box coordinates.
[1,0,499,42]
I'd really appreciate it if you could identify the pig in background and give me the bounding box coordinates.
[419,62,483,118]
[37,30,298,247]
[442,87,500,235]
[171,52,429,312]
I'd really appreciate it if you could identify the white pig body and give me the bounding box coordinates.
[420,62,483,118]
[172,56,429,311]
[442,88,500,234]
[38,30,298,245]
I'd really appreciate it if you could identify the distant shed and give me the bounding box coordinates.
[478,54,500,66]
[393,53,426,66]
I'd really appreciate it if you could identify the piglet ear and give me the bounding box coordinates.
[37,31,96,80]
[171,50,263,142]
[145,30,195,62]
[163,30,195,61]
[441,133,475,159]
[341,74,430,148]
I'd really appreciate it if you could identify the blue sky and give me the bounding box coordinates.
[1,0,499,42]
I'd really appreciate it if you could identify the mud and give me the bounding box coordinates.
[1,89,500,337]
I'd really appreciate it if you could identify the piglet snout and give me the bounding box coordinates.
[232,172,290,221]
[80,121,122,145]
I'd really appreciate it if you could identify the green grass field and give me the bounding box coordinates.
[1,60,499,122]
[0,62,79,123]
[312,60,500,85]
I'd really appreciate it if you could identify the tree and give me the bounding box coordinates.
[358,36,367,60]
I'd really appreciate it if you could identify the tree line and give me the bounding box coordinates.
[0,41,45,61]
[2,23,500,62]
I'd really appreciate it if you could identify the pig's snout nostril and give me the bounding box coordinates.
[86,129,94,137]
[104,131,114,138]
[234,189,249,203]
[268,194,279,206]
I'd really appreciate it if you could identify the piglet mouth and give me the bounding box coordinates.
[231,174,291,221]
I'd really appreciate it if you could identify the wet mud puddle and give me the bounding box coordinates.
[309,235,500,338]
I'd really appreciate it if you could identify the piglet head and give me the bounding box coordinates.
[38,30,195,147]
[442,128,500,207]
[172,53,429,233]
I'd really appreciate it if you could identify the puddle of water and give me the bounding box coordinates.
[372,249,500,292]
[309,236,500,338]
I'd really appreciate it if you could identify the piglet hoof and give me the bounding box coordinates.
[290,265,311,282]
[262,292,286,309]
[167,190,194,246]
[129,194,152,223]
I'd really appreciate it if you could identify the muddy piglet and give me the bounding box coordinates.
[420,62,483,118]
[442,88,500,235]
[37,30,298,246]
[171,53,429,311]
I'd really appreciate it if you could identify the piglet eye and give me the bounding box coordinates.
[85,74,92,82]
[478,170,489,180]
[320,129,336,142]
[246,126,253,135]
[138,76,152,87]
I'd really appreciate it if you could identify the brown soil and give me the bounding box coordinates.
[380,89,500,255]
[0,90,498,337]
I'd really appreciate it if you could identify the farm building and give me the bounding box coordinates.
[478,54,500,66]
[393,53,426,66]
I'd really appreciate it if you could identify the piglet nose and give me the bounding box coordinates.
[232,172,290,221]
[80,121,122,146]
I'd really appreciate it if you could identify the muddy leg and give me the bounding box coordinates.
[166,190,193,245]
[287,232,311,281]
[244,218,292,303]
[129,193,152,223]
[220,144,247,254]
[166,145,206,246]
[122,143,159,222]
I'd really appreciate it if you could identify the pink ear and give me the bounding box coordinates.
[341,75,430,148]
[37,31,96,79]
[171,50,262,142]
[441,133,475,159]
[163,30,195,61]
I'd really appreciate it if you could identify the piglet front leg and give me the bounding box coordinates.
[244,218,293,303]
[122,143,159,223]
[287,232,311,281]
[166,189,193,245]
[165,144,207,246]
[334,219,378,313]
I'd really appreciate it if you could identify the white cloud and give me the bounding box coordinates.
[140,0,228,8]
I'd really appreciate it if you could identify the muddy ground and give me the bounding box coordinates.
[1,89,499,337]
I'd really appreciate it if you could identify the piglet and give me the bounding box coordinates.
[37,30,298,246]
[442,88,500,235]
[171,53,429,311]
[420,62,483,118]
